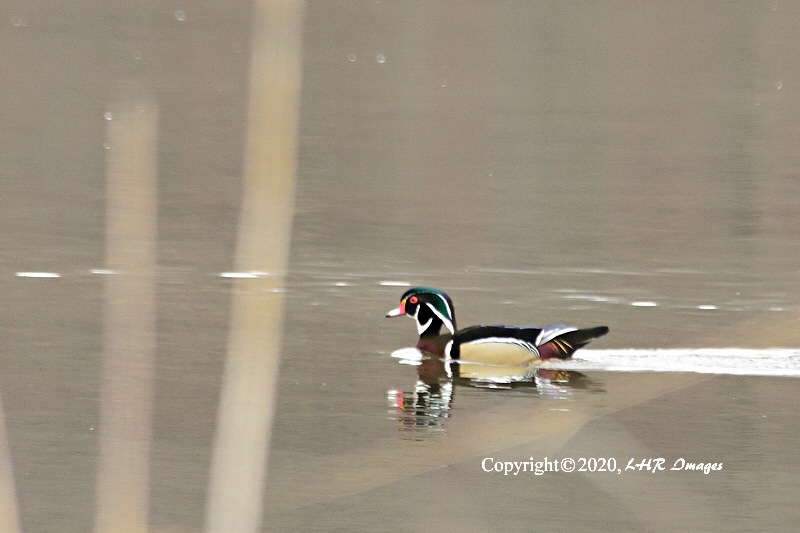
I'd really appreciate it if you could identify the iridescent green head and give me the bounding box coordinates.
[386,287,456,336]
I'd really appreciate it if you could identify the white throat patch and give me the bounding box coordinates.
[416,316,433,335]
[409,306,434,336]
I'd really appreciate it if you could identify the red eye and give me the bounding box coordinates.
[409,295,418,304]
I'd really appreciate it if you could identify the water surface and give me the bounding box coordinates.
[1,2,799,532]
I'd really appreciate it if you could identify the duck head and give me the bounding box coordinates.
[386,287,456,337]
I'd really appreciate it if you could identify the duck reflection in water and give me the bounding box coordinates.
[387,348,601,433]
[385,287,608,432]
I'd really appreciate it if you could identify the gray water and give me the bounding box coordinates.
[1,2,799,532]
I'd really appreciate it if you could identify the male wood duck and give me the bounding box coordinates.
[386,287,609,365]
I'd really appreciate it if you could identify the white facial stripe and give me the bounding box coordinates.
[435,294,453,322]
[426,301,455,335]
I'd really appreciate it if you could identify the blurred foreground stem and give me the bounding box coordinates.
[205,1,305,532]
[95,86,158,533]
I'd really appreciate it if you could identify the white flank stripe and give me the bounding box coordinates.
[543,348,800,377]
[467,337,538,353]
[444,340,454,358]
[15,272,61,278]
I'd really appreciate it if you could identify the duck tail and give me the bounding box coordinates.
[538,326,609,359]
